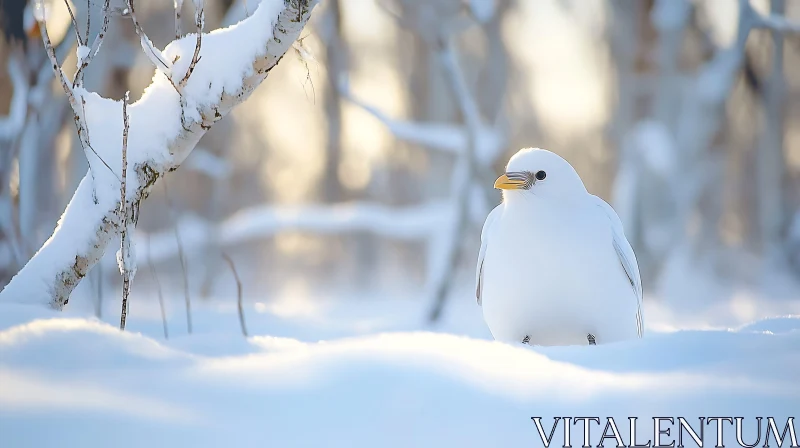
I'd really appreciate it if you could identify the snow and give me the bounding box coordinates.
[76,45,91,68]
[116,223,138,281]
[32,0,47,23]
[0,299,797,447]
[5,0,800,443]
[0,177,107,306]
[0,0,299,305]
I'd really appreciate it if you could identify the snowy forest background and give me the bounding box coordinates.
[1,0,800,334]
[0,0,799,446]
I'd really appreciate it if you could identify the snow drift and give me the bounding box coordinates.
[0,307,796,447]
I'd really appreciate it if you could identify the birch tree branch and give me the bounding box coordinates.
[427,33,483,322]
[136,201,454,264]
[118,91,132,330]
[178,1,204,89]
[73,0,111,88]
[175,0,184,39]
[0,0,320,309]
[339,84,503,165]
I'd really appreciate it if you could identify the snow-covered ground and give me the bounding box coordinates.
[1,270,799,447]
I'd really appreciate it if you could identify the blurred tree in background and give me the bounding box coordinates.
[1,0,799,321]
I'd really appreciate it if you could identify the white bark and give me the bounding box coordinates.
[0,0,320,309]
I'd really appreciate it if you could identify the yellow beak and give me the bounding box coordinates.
[494,173,527,190]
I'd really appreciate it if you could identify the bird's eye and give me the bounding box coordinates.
[535,170,546,181]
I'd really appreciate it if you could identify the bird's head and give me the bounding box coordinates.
[494,148,587,201]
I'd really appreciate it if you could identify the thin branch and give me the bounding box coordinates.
[164,180,192,334]
[63,0,84,45]
[126,0,174,77]
[222,253,247,337]
[179,0,204,89]
[0,0,320,308]
[36,0,116,183]
[35,0,118,184]
[74,0,111,88]
[147,235,169,340]
[34,1,78,109]
[119,91,131,331]
[86,0,91,43]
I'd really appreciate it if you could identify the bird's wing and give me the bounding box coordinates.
[592,195,644,337]
[476,205,502,306]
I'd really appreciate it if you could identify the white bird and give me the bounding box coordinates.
[476,148,644,346]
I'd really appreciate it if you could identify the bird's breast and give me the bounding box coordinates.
[480,201,634,344]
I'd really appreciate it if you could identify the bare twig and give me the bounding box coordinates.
[164,180,192,334]
[179,0,204,89]
[147,235,169,339]
[74,0,111,88]
[119,91,131,331]
[63,0,84,45]
[35,1,78,109]
[222,252,247,337]
[86,0,91,43]
[1,0,320,308]
[35,0,118,182]
[126,0,174,76]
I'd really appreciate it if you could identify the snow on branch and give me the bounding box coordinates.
[178,1,204,89]
[137,201,454,263]
[127,0,175,82]
[73,0,111,88]
[0,0,320,309]
[339,83,503,166]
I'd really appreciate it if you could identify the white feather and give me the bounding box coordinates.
[477,148,644,346]
[476,204,501,305]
